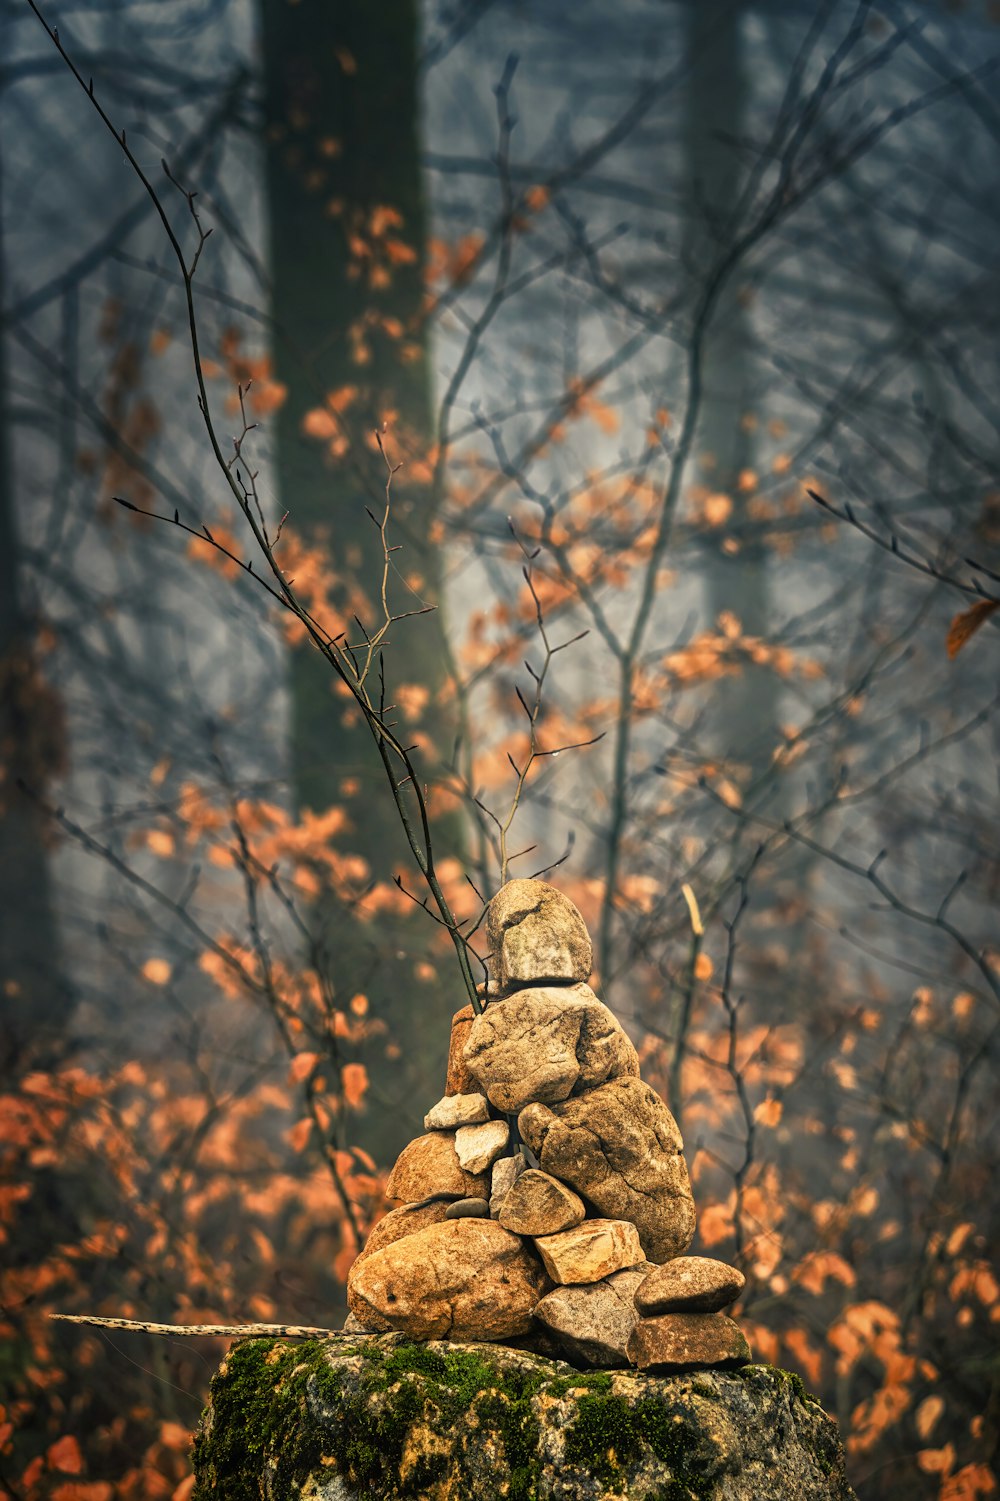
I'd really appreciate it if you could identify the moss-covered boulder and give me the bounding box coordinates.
[192,1333,857,1500]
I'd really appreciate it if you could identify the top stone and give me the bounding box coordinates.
[486,879,593,995]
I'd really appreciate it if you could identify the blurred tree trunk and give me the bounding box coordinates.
[684,1,782,793]
[261,0,463,1163]
[0,180,68,1073]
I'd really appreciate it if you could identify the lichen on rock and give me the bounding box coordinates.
[192,1334,859,1500]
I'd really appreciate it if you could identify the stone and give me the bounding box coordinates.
[532,1264,651,1367]
[489,1152,526,1217]
[518,1077,696,1263]
[424,1092,490,1130]
[627,1312,752,1371]
[346,1200,450,1329]
[196,1336,859,1500]
[445,1197,490,1219]
[464,983,639,1113]
[454,1119,509,1174]
[346,1219,551,1341]
[533,1218,643,1285]
[341,1310,380,1335]
[486,877,593,993]
[497,1168,585,1236]
[445,1003,477,1095]
[384,1131,488,1204]
[636,1256,746,1314]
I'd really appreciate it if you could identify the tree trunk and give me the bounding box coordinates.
[0,164,69,1073]
[261,0,464,1161]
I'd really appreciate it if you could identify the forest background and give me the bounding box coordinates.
[1,0,999,1497]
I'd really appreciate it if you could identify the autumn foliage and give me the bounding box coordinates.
[5,6,1000,1499]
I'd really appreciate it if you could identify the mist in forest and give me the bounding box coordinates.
[1,1,998,1496]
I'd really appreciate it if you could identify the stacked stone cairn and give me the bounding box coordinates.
[346,878,751,1372]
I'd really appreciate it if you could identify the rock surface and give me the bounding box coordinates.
[636,1256,746,1315]
[445,1003,477,1096]
[444,1197,490,1219]
[385,1131,488,1203]
[628,1312,752,1371]
[424,1092,490,1130]
[194,1334,859,1500]
[464,984,639,1113]
[454,1119,509,1173]
[486,877,593,994]
[347,1218,550,1341]
[489,1152,526,1217]
[497,1168,586,1236]
[346,1201,450,1330]
[533,1264,650,1367]
[519,1077,697,1262]
[534,1218,643,1285]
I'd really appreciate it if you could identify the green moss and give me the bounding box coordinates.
[192,1337,343,1500]
[738,1361,819,1408]
[194,1338,554,1501]
[194,1344,835,1501]
[563,1390,721,1501]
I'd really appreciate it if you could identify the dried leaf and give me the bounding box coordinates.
[946,598,999,658]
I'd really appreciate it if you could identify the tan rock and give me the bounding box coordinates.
[627,1312,751,1370]
[385,1132,488,1204]
[487,878,593,993]
[518,1078,696,1263]
[347,1218,551,1341]
[346,1201,449,1329]
[635,1256,745,1315]
[489,1153,526,1217]
[533,1218,643,1285]
[464,984,639,1114]
[532,1265,651,1367]
[424,1092,490,1130]
[454,1119,509,1174]
[497,1169,585,1236]
[445,1004,477,1096]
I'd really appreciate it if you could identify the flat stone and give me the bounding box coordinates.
[627,1312,752,1371]
[487,878,593,994]
[635,1257,746,1315]
[454,1119,510,1173]
[347,1218,551,1341]
[497,1169,585,1236]
[445,1197,490,1219]
[532,1265,651,1367]
[346,1201,450,1329]
[445,1004,477,1096]
[385,1132,488,1204]
[464,984,639,1113]
[197,1338,860,1501]
[518,1077,696,1264]
[489,1153,526,1217]
[533,1218,643,1285]
[424,1092,490,1130]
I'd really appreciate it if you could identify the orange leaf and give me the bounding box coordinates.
[694,952,714,982]
[288,1052,320,1085]
[946,599,999,658]
[342,1062,368,1111]
[46,1435,84,1474]
[141,958,171,986]
[918,1443,956,1476]
[754,1096,783,1128]
[915,1395,944,1440]
[288,1117,313,1153]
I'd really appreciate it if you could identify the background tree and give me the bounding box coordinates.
[1,3,998,1499]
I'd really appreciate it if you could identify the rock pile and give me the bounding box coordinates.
[347,878,750,1372]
